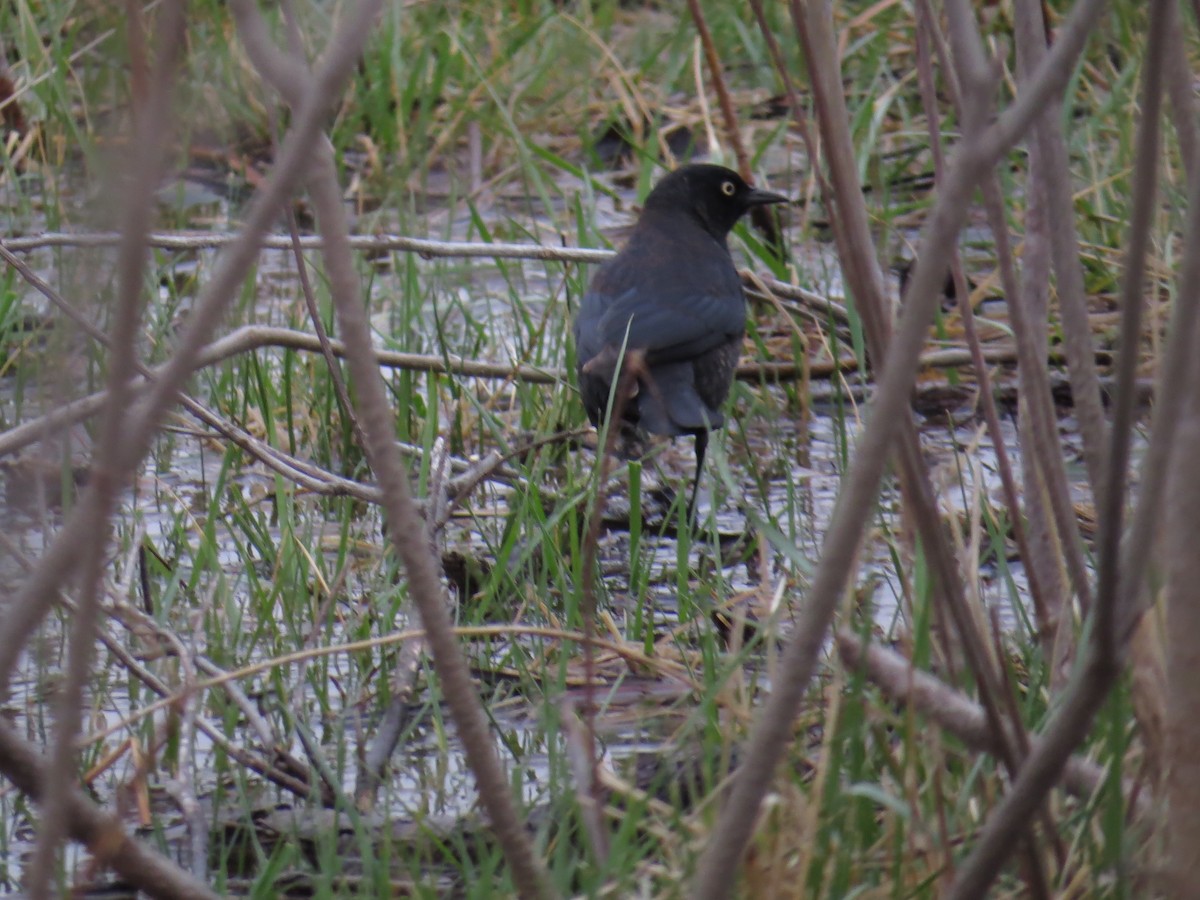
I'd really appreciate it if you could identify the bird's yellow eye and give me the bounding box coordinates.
[721,180,736,196]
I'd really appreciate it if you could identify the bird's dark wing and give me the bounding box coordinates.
[587,240,746,366]
[600,289,742,365]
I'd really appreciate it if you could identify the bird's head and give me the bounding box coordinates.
[641,164,788,239]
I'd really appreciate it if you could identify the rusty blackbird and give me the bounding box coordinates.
[573,164,788,517]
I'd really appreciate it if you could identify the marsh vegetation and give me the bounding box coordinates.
[0,1,1190,897]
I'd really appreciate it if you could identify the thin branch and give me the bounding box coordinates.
[286,208,367,451]
[356,437,443,807]
[684,0,750,179]
[576,356,647,866]
[941,0,1093,643]
[3,229,615,260]
[6,229,846,321]
[916,10,1059,890]
[1119,0,1200,639]
[813,0,1044,889]
[811,0,1030,793]
[0,251,394,499]
[1164,330,1200,886]
[157,615,207,879]
[684,0,779,244]
[0,292,1108,467]
[747,0,828,211]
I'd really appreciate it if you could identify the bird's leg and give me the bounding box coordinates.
[687,429,708,524]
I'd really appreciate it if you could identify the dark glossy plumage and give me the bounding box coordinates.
[573,164,788,516]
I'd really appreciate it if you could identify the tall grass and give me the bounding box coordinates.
[0,0,1180,896]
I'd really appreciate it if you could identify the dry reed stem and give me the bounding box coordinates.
[0,3,408,894]
[1007,0,1096,629]
[230,3,555,895]
[913,5,1050,641]
[1119,0,1200,640]
[1092,0,1165,663]
[805,0,1037,865]
[692,0,1113,893]
[27,5,186,891]
[1165,424,1200,887]
[948,0,1182,892]
[0,721,220,900]
[1014,0,1110,500]
[0,1,386,700]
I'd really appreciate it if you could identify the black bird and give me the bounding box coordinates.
[573,164,788,517]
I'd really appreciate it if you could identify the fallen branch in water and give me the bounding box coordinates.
[835,630,1149,818]
[0,321,1131,463]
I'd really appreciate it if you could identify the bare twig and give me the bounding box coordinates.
[0,526,320,803]
[286,208,367,451]
[158,612,207,879]
[356,438,448,807]
[118,610,319,799]
[79,622,697,750]
[1120,0,1200,640]
[576,351,647,867]
[940,0,1092,646]
[1165,18,1200,183]
[274,2,366,497]
[1012,0,1114,650]
[0,296,1107,469]
[0,250,398,500]
[684,0,748,179]
[7,229,845,319]
[818,0,1032,799]
[949,0,1087,697]
[747,0,828,211]
[1092,0,1164,660]
[804,1,1045,891]
[3,229,615,260]
[279,552,355,809]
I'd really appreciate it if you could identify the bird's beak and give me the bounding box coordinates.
[747,187,790,207]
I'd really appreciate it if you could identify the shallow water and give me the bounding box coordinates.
[0,159,1124,891]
